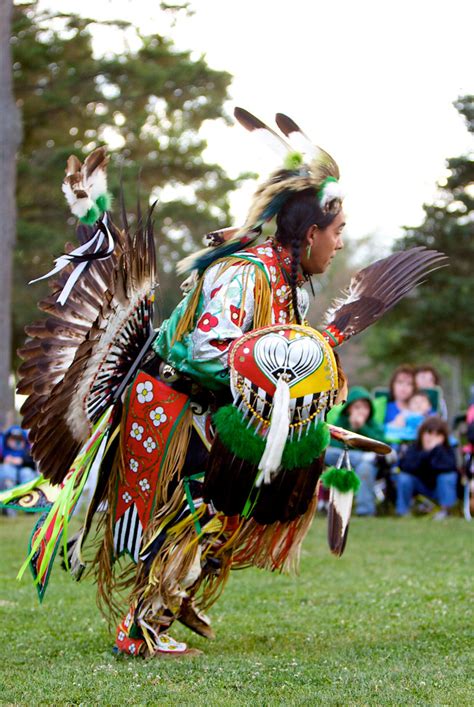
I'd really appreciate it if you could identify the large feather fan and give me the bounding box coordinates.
[322,247,447,343]
[18,212,157,484]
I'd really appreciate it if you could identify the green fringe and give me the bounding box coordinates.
[17,406,114,586]
[213,405,330,469]
[96,191,112,213]
[79,203,100,225]
[320,466,361,493]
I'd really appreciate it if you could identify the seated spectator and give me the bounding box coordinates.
[415,364,448,420]
[0,426,37,516]
[384,364,416,426]
[394,416,458,519]
[385,391,433,443]
[325,386,386,517]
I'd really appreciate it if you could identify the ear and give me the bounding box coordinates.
[305,224,318,247]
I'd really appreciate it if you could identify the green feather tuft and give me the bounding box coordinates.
[281,420,330,468]
[96,191,112,213]
[284,151,304,170]
[79,203,100,225]
[213,406,330,469]
[317,176,338,200]
[213,405,264,465]
[321,466,361,493]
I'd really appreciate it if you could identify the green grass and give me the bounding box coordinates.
[1,514,472,705]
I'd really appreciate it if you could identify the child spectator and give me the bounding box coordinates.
[394,416,458,519]
[415,364,448,420]
[0,426,37,516]
[385,391,433,443]
[325,386,386,516]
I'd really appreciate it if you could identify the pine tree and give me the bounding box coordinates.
[12,2,240,359]
[363,95,474,404]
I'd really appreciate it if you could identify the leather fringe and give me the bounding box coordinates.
[229,491,318,574]
[155,404,192,506]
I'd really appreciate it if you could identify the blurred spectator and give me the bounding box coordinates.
[0,426,37,516]
[384,364,416,425]
[385,391,433,443]
[415,364,448,420]
[325,386,385,516]
[394,416,458,519]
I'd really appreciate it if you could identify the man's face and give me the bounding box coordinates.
[301,210,345,275]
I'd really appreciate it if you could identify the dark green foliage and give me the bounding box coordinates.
[12,2,242,360]
[364,95,474,388]
[321,466,361,493]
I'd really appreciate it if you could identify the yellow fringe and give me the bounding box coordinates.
[131,482,204,614]
[155,404,193,506]
[333,350,348,404]
[172,277,205,345]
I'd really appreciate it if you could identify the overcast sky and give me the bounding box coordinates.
[38,0,473,250]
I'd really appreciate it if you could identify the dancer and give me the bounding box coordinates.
[10,108,445,657]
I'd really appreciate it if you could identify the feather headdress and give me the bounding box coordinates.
[177,108,343,275]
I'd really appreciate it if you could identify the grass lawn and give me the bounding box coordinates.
[1,514,472,705]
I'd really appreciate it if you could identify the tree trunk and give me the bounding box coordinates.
[0,0,22,427]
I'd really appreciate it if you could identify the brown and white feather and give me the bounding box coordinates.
[18,214,157,484]
[323,247,447,342]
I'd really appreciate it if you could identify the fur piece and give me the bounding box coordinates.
[62,147,109,221]
[256,377,291,486]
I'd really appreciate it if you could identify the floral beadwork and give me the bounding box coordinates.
[136,380,154,403]
[130,423,144,440]
[150,406,167,427]
[143,436,157,453]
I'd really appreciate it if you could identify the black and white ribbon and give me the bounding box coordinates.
[29,215,116,305]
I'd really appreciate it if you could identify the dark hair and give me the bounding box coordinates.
[388,364,416,401]
[416,416,450,448]
[275,188,336,324]
[415,364,440,386]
